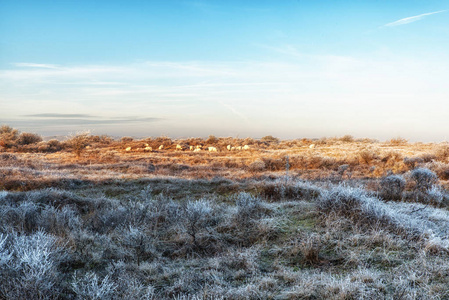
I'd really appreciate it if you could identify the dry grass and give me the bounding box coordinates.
[2,130,449,298]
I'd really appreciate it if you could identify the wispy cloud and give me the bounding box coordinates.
[7,117,162,127]
[383,10,446,27]
[25,113,96,118]
[13,63,61,69]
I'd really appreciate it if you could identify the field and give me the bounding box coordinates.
[2,130,449,299]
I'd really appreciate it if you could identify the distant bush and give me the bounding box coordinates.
[17,132,42,145]
[47,139,62,151]
[410,168,438,192]
[248,159,266,173]
[206,135,219,144]
[434,145,449,161]
[339,135,354,143]
[65,131,91,158]
[121,136,134,143]
[261,135,280,143]
[358,149,377,164]
[0,125,19,148]
[380,175,406,201]
[388,137,408,146]
[403,157,424,170]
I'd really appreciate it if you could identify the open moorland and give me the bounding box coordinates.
[2,126,449,299]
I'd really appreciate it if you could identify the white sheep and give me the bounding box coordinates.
[144,146,152,152]
[309,144,316,149]
[176,144,183,151]
[190,145,194,151]
[236,146,242,151]
[208,146,218,152]
[231,147,236,151]
[159,145,164,150]
[196,145,202,150]
[193,148,201,152]
[243,145,250,150]
[125,147,132,152]
[227,145,231,151]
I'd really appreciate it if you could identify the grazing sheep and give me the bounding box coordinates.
[196,145,202,150]
[231,147,236,151]
[144,146,152,152]
[159,145,164,150]
[125,147,132,152]
[309,144,316,149]
[193,148,201,152]
[243,145,250,150]
[176,144,183,151]
[227,145,231,151]
[208,147,218,152]
[144,143,149,147]
[236,146,242,151]
[190,145,194,151]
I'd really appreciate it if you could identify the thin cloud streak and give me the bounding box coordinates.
[383,10,446,27]
[14,63,61,69]
[25,113,96,118]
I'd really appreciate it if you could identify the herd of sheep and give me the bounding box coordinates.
[124,143,317,153]
[125,144,252,153]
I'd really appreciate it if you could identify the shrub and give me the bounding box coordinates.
[183,199,213,246]
[235,192,262,224]
[380,175,406,201]
[120,225,155,266]
[358,149,377,164]
[248,159,266,173]
[71,271,116,300]
[0,231,65,299]
[403,157,424,170]
[206,135,218,144]
[65,131,91,158]
[0,125,19,148]
[261,135,280,143]
[17,132,42,145]
[388,137,408,146]
[47,139,62,151]
[410,168,438,192]
[317,185,392,228]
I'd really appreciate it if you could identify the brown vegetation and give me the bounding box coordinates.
[2,125,449,298]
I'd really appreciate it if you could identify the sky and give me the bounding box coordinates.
[1,0,449,141]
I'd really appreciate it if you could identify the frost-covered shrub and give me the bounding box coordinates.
[0,231,66,299]
[40,206,81,235]
[261,180,322,201]
[183,199,213,246]
[380,174,405,200]
[410,168,438,192]
[403,157,424,170]
[120,225,156,265]
[235,192,262,223]
[0,233,12,268]
[317,185,392,227]
[71,271,116,300]
[425,186,449,206]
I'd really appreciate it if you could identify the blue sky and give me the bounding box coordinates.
[1,1,449,141]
